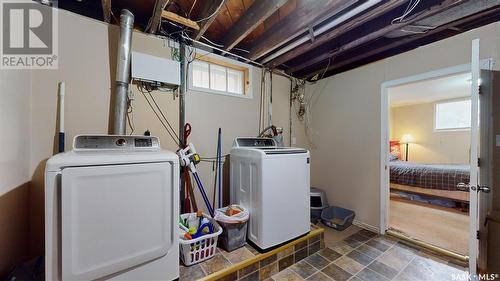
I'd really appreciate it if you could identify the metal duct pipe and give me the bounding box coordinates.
[113,9,134,135]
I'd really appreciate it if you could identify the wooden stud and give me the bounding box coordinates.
[161,10,200,30]
[148,0,170,34]
[101,0,111,23]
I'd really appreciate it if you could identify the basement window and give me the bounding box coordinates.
[189,54,250,98]
[434,99,471,131]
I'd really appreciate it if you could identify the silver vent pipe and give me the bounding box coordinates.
[113,9,134,135]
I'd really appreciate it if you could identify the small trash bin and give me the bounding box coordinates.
[321,206,355,231]
[214,205,249,252]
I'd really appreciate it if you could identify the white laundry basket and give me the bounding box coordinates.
[179,213,223,266]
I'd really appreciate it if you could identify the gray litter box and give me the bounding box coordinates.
[321,206,355,231]
[310,187,328,223]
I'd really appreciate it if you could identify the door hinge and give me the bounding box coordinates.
[478,158,481,167]
[477,230,480,239]
[478,85,482,95]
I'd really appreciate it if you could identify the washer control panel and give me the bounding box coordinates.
[233,137,276,148]
[73,135,160,151]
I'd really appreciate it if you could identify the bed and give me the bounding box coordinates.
[389,160,470,203]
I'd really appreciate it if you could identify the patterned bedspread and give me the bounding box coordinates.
[389,160,470,191]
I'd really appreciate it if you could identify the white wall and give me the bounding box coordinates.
[292,21,500,228]
[391,102,470,164]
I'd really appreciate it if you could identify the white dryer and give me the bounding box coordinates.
[45,135,179,281]
[230,138,310,250]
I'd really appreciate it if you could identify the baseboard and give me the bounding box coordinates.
[353,219,380,234]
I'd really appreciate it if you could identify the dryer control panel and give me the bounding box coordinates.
[73,135,160,151]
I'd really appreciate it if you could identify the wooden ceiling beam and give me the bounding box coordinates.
[266,0,407,67]
[302,5,500,79]
[287,0,464,74]
[101,0,111,23]
[193,0,229,40]
[162,10,200,30]
[148,0,170,33]
[247,0,356,60]
[220,0,290,51]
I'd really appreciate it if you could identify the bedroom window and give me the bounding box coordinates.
[434,99,471,131]
[189,55,250,98]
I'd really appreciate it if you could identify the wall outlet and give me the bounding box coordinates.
[496,135,500,147]
[292,137,297,145]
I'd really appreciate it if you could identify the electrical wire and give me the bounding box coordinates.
[147,91,180,142]
[192,0,225,23]
[137,83,181,146]
[200,154,229,160]
[127,97,135,135]
[391,0,421,24]
[201,36,224,47]
[199,36,251,54]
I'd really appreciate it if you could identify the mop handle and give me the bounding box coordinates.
[192,171,214,217]
[58,82,65,153]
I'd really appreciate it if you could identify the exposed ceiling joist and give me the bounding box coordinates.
[287,0,464,74]
[162,10,200,30]
[193,0,229,40]
[220,0,290,51]
[304,5,500,79]
[101,0,111,23]
[266,0,407,67]
[147,0,170,33]
[247,0,356,60]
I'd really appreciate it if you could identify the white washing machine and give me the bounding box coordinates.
[230,138,310,250]
[45,135,179,281]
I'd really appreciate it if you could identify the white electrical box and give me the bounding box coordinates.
[131,52,180,87]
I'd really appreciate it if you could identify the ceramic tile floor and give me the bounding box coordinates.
[270,227,468,281]
[180,245,258,279]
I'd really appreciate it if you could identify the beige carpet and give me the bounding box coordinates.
[389,196,469,255]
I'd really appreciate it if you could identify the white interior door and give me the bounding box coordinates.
[468,38,480,276]
[61,162,173,281]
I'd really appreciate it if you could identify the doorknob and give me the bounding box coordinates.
[457,183,470,191]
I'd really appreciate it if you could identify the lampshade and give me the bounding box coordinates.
[400,134,415,144]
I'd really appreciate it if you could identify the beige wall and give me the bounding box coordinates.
[292,21,500,229]
[0,6,290,275]
[0,68,31,277]
[391,102,470,164]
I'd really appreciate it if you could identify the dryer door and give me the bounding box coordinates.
[61,162,174,281]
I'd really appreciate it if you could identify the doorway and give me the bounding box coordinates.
[379,57,494,270]
[387,72,472,256]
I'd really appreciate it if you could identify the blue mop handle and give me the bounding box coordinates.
[192,171,214,217]
[217,128,222,208]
